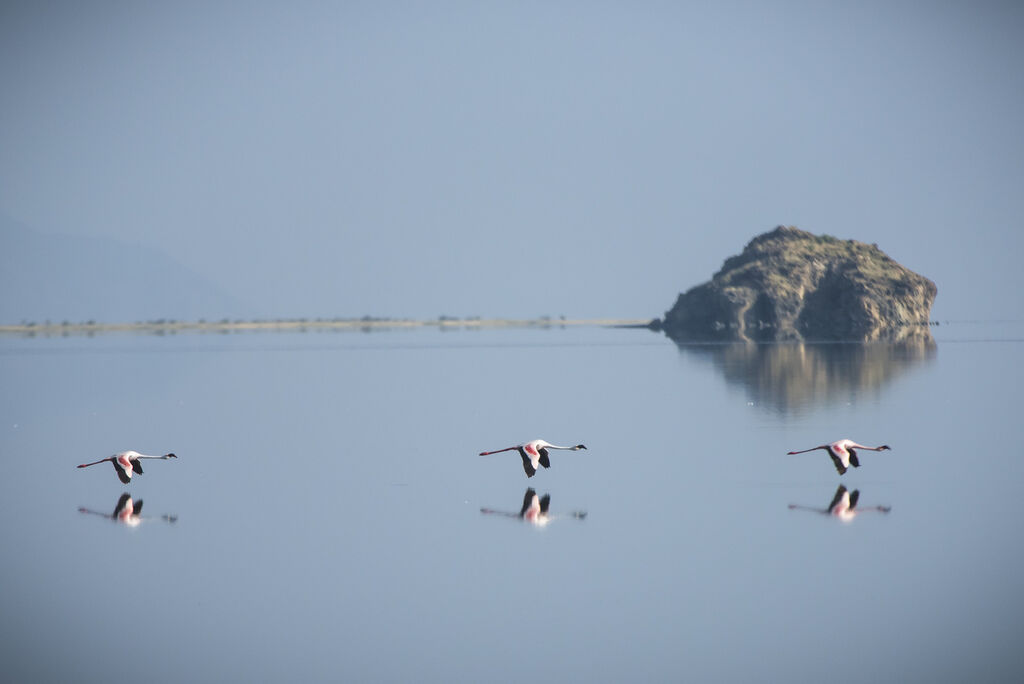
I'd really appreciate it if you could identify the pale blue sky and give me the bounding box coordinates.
[1,1,1021,322]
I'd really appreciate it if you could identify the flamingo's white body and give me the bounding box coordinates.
[789,484,891,522]
[787,439,890,475]
[77,450,177,484]
[479,439,586,478]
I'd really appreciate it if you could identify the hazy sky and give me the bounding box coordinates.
[1,1,1021,321]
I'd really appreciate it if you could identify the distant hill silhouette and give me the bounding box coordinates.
[0,216,251,324]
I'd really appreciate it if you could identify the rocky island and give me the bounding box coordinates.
[653,226,936,342]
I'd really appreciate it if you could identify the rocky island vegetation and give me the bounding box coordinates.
[653,226,937,342]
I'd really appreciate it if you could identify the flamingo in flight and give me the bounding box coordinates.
[479,439,586,478]
[788,484,891,522]
[787,439,890,475]
[78,493,178,527]
[77,450,177,484]
[480,488,587,527]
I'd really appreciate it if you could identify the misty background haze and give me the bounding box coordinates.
[2,1,1022,324]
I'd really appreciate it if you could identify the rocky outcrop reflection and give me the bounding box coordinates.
[788,484,891,523]
[78,493,178,527]
[677,340,935,414]
[480,488,587,528]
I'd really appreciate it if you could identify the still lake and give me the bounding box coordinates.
[0,321,1021,683]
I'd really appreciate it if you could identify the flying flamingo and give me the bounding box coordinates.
[480,488,587,527]
[77,450,177,484]
[78,493,178,527]
[786,439,890,475]
[788,484,891,522]
[479,439,586,478]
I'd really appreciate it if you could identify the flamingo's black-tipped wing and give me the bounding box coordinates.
[131,460,144,475]
[828,451,847,475]
[827,485,848,512]
[520,488,538,516]
[848,449,861,468]
[518,448,537,478]
[114,462,132,484]
[538,448,551,469]
[114,493,133,516]
[539,494,551,514]
[133,499,143,515]
[848,490,860,510]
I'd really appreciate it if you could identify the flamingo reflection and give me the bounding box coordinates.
[788,485,891,523]
[78,493,177,527]
[480,488,586,527]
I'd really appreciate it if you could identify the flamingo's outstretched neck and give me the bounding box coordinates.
[786,446,826,455]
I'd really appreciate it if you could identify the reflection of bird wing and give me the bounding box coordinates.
[538,448,551,469]
[520,489,538,516]
[828,451,847,475]
[518,448,537,478]
[539,495,551,514]
[114,462,132,484]
[848,490,860,509]
[827,485,848,511]
[133,499,144,516]
[848,449,860,468]
[114,493,133,517]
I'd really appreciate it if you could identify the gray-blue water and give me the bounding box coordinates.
[1,322,1021,682]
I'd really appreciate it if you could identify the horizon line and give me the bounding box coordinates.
[0,316,657,338]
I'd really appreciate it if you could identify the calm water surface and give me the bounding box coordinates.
[1,322,1021,682]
